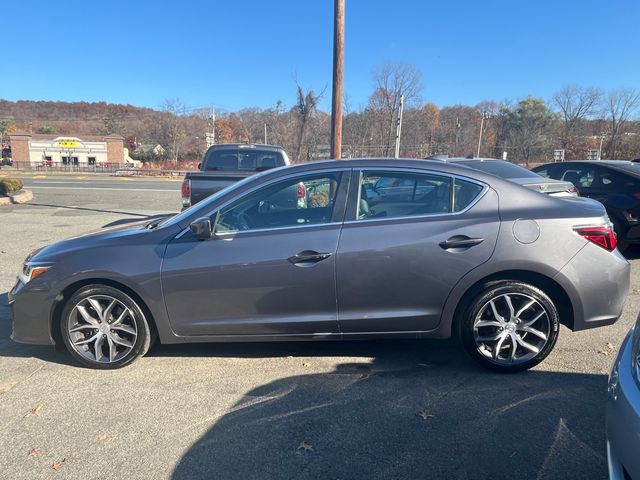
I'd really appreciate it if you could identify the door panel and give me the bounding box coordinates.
[162,225,341,336]
[162,170,349,337]
[336,187,500,333]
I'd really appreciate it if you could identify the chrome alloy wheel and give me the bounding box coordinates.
[473,293,551,365]
[66,295,138,364]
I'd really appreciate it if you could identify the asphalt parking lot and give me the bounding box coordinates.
[0,172,637,479]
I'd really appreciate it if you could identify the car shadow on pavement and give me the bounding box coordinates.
[169,346,608,480]
[27,201,176,220]
[0,292,609,479]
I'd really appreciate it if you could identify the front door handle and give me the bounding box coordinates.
[288,250,333,265]
[439,236,484,250]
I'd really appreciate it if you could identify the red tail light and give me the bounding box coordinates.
[575,226,617,251]
[567,185,578,194]
[181,178,191,198]
[297,182,306,199]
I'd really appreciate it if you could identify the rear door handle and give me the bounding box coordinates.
[288,250,333,265]
[439,236,484,250]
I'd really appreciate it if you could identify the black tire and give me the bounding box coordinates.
[459,281,560,373]
[60,284,151,369]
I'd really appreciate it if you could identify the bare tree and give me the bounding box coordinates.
[605,88,640,158]
[294,83,323,161]
[552,85,602,155]
[160,98,189,163]
[369,62,422,155]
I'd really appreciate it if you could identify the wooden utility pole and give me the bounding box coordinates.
[330,0,344,159]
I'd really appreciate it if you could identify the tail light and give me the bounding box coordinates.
[633,192,640,201]
[567,185,578,195]
[181,178,191,208]
[575,225,617,251]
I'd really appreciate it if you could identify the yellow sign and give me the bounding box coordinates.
[58,139,79,149]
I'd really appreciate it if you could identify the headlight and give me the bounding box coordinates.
[18,262,52,284]
[632,317,640,386]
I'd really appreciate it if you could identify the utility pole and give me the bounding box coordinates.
[476,111,489,158]
[394,94,405,158]
[330,0,344,159]
[211,108,215,145]
[264,123,268,144]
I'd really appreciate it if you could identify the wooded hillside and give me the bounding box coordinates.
[1,63,639,164]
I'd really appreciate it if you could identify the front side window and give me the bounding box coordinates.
[559,167,595,188]
[216,172,342,233]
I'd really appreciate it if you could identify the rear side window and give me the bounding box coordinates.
[454,178,484,212]
[598,169,638,190]
[357,171,452,220]
[203,150,285,171]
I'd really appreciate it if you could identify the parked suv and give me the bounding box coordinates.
[532,161,640,251]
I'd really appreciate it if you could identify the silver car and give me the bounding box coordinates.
[429,156,579,197]
[9,158,630,371]
[607,316,640,479]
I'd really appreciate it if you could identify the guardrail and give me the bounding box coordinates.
[3,162,194,177]
[114,168,190,177]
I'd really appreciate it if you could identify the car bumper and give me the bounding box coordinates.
[554,243,630,331]
[8,278,57,345]
[607,332,640,480]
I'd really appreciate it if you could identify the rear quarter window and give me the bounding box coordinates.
[454,178,484,212]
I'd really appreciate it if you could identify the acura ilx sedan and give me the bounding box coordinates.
[9,158,630,371]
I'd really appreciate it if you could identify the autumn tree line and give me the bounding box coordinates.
[1,62,639,166]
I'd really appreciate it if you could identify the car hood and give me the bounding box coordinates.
[29,217,178,262]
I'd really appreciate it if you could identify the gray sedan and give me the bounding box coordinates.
[9,158,630,371]
[607,316,640,479]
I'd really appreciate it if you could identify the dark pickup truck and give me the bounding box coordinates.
[181,144,291,208]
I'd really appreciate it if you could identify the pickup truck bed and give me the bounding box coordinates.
[181,144,291,209]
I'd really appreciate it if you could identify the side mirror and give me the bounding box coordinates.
[190,217,212,240]
[197,163,202,170]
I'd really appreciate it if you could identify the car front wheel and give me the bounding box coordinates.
[460,281,560,373]
[60,285,151,369]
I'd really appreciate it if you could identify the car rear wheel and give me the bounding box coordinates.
[60,285,151,369]
[460,281,559,373]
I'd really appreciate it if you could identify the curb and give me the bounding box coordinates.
[0,189,34,205]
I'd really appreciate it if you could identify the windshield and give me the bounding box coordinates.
[459,160,540,179]
[203,149,286,171]
[157,173,262,228]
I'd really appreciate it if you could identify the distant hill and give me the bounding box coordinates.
[0,99,163,137]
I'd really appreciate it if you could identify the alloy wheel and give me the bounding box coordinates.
[66,295,138,364]
[473,292,551,365]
